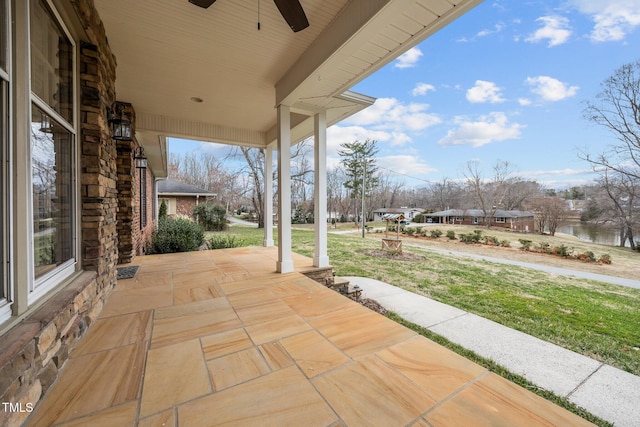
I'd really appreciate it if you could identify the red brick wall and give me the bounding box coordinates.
[176,196,199,217]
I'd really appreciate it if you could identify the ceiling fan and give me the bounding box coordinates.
[188,0,309,32]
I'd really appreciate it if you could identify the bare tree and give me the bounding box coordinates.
[430,178,465,211]
[599,170,639,248]
[502,180,543,210]
[464,160,515,227]
[581,59,640,180]
[168,150,241,209]
[236,139,313,228]
[525,197,570,236]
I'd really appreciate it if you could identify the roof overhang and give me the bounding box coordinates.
[92,0,483,178]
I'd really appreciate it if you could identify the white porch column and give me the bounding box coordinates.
[276,105,294,273]
[313,110,329,267]
[263,145,274,247]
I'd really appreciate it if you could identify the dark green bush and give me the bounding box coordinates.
[159,199,168,220]
[208,234,242,250]
[430,229,443,238]
[193,203,228,231]
[553,244,571,258]
[149,217,204,254]
[446,230,457,240]
[518,239,533,251]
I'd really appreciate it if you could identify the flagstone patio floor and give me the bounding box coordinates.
[24,247,594,426]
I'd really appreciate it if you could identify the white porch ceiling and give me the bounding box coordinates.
[92,0,482,176]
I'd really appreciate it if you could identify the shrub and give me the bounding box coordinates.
[500,239,511,248]
[458,233,475,244]
[159,199,168,220]
[579,251,597,262]
[537,242,551,253]
[484,236,499,246]
[208,234,242,250]
[518,239,533,251]
[406,228,415,236]
[553,244,572,258]
[446,230,457,240]
[599,254,612,264]
[430,229,443,238]
[193,203,228,231]
[149,217,204,254]
[414,227,422,235]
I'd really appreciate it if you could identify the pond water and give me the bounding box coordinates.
[557,222,626,247]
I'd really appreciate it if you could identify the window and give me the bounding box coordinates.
[30,0,73,123]
[495,217,506,223]
[31,104,74,280]
[1,0,10,320]
[159,198,176,216]
[473,217,479,224]
[29,0,76,299]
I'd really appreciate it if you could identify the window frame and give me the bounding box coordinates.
[0,0,12,323]
[27,0,78,305]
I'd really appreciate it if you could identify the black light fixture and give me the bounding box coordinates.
[108,101,133,141]
[134,147,147,169]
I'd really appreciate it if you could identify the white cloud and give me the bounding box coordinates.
[526,76,579,101]
[438,112,524,147]
[326,126,392,156]
[477,23,505,37]
[344,97,441,134]
[518,98,532,106]
[394,47,423,68]
[519,167,595,178]
[378,155,438,176]
[466,80,506,104]
[568,0,640,42]
[412,82,436,96]
[525,16,572,47]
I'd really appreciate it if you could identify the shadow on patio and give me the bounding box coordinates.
[24,247,593,426]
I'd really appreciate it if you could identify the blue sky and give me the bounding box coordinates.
[172,0,640,190]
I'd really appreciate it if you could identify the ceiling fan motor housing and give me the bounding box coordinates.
[188,0,217,9]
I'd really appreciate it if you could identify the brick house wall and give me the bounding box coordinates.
[176,196,201,217]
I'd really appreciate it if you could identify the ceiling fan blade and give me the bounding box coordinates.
[188,0,217,9]
[273,0,309,32]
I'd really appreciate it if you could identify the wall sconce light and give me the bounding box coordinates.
[108,101,133,141]
[134,147,147,169]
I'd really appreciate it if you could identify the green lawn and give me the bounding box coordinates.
[208,226,640,377]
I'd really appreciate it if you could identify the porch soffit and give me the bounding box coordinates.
[93,0,482,154]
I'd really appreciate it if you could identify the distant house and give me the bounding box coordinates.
[373,207,424,222]
[157,179,217,217]
[425,209,535,231]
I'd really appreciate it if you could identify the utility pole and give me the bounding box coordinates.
[361,158,366,238]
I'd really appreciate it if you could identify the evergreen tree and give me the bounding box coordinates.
[338,139,379,222]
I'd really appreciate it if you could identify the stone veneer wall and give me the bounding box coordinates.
[116,138,135,263]
[0,2,124,425]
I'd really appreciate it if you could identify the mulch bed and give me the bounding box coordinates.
[363,249,424,262]
[358,298,388,315]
